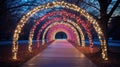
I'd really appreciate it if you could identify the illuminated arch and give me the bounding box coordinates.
[36,19,85,47]
[30,10,91,47]
[12,1,107,60]
[29,18,81,51]
[29,10,91,51]
[47,20,84,44]
[37,28,74,48]
[48,29,71,40]
[28,10,96,54]
[42,22,80,45]
[46,25,77,43]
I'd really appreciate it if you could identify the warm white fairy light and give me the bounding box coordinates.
[42,22,80,45]
[66,20,85,47]
[46,27,76,42]
[46,25,77,43]
[29,19,85,51]
[12,1,107,60]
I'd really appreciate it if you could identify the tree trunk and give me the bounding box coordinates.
[98,1,110,59]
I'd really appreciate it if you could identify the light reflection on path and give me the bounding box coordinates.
[22,39,96,67]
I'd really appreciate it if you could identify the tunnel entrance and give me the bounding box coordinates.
[55,32,67,39]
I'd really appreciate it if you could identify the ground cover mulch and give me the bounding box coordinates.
[68,40,120,67]
[74,45,120,67]
[0,41,54,67]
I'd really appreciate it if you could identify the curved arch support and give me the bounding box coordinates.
[42,22,80,46]
[35,19,85,49]
[46,26,76,42]
[12,1,107,60]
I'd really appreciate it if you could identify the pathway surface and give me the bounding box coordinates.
[22,39,96,67]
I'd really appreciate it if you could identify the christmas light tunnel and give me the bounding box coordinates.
[30,17,85,50]
[12,1,108,60]
[29,10,93,51]
[36,19,85,48]
[42,22,80,45]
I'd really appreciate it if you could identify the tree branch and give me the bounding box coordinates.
[81,0,100,11]
[7,3,38,11]
[0,2,38,16]
[108,0,120,17]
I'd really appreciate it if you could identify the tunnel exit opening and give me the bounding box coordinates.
[55,32,67,39]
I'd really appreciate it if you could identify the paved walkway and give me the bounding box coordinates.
[22,39,96,67]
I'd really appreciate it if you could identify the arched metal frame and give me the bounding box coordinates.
[42,22,80,46]
[35,19,85,49]
[47,30,71,41]
[37,28,73,48]
[43,19,85,45]
[12,1,108,60]
[29,11,92,49]
[46,24,77,43]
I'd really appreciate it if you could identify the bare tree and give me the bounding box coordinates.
[75,0,120,47]
[0,0,119,42]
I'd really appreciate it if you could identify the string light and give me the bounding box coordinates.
[12,1,107,60]
[36,19,85,47]
[30,10,90,50]
[42,22,80,45]
[46,25,77,43]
